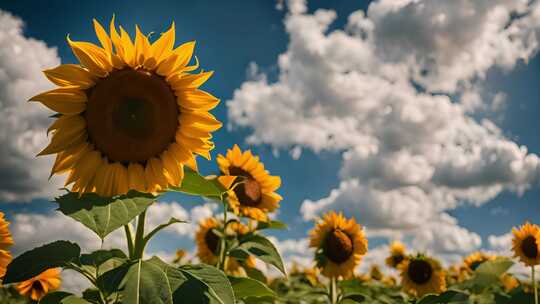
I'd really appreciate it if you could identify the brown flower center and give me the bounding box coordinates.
[229,167,262,207]
[85,69,178,164]
[522,235,538,259]
[408,260,433,284]
[324,229,353,264]
[204,228,220,255]
[392,254,405,266]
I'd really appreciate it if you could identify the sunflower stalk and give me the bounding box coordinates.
[132,209,148,260]
[533,265,538,304]
[329,277,338,304]
[123,224,135,259]
[217,202,228,271]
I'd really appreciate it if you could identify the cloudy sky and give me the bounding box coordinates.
[1,0,540,287]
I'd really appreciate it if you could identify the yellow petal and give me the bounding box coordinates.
[127,163,147,192]
[30,87,87,114]
[217,175,236,189]
[177,90,220,111]
[112,162,129,195]
[119,26,136,67]
[43,64,96,89]
[134,25,151,66]
[93,18,112,54]
[161,150,182,186]
[156,41,195,76]
[50,142,91,176]
[180,112,222,131]
[150,22,175,64]
[39,119,87,156]
[110,15,124,58]
[169,71,213,89]
[67,36,111,77]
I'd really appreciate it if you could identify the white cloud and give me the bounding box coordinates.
[0,10,64,202]
[227,0,540,258]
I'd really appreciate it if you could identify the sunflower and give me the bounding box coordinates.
[463,252,495,272]
[172,249,187,264]
[399,255,446,297]
[290,263,320,287]
[217,145,282,222]
[512,222,540,266]
[195,218,256,274]
[16,268,61,301]
[369,265,383,281]
[31,17,221,196]
[385,241,407,269]
[309,211,368,279]
[0,212,13,280]
[501,273,519,292]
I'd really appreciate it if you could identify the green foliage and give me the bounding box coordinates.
[55,190,155,239]
[230,234,286,276]
[40,291,92,303]
[229,276,276,300]
[4,241,80,284]
[255,220,288,231]
[168,168,227,199]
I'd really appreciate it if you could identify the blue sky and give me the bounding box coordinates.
[1,0,540,277]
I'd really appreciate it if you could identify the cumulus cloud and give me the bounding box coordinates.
[227,0,540,256]
[0,10,64,202]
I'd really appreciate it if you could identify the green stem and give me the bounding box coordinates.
[124,224,134,259]
[217,203,228,271]
[330,277,338,304]
[534,266,538,304]
[132,209,147,260]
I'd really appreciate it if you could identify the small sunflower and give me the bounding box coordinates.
[32,17,221,196]
[16,268,61,301]
[369,265,383,281]
[309,211,368,279]
[399,255,446,297]
[290,263,320,287]
[385,241,407,269]
[463,252,495,272]
[0,212,14,250]
[0,250,12,279]
[195,218,255,274]
[217,145,282,222]
[172,249,187,264]
[512,222,540,266]
[501,273,519,292]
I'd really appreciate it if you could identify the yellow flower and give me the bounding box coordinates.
[32,17,222,196]
[16,268,61,301]
[385,241,407,269]
[195,218,256,275]
[463,252,495,272]
[0,212,14,250]
[172,249,187,264]
[309,211,368,279]
[382,275,397,287]
[399,255,446,297]
[369,265,383,281]
[217,145,282,222]
[512,222,540,266]
[0,250,12,279]
[501,273,519,292]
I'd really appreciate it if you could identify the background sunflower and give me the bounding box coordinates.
[399,255,446,297]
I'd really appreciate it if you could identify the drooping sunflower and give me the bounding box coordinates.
[195,218,256,275]
[32,17,221,196]
[16,268,61,301]
[217,145,282,222]
[309,211,368,279]
[512,222,540,266]
[399,255,446,297]
[385,241,407,269]
[463,251,495,272]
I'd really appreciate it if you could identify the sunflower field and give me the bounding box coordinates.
[1,17,540,304]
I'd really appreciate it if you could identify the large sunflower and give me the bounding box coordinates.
[512,222,540,266]
[463,252,495,272]
[195,218,255,275]
[16,268,61,301]
[0,212,13,280]
[217,145,282,222]
[309,211,368,279]
[385,241,407,269]
[32,17,221,196]
[399,255,446,297]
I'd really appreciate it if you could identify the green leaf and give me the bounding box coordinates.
[81,289,102,304]
[144,217,187,243]
[80,249,127,267]
[4,241,80,284]
[230,234,286,276]
[228,276,275,300]
[121,258,188,304]
[55,190,155,239]
[168,168,227,198]
[244,267,267,283]
[39,292,92,304]
[471,259,514,289]
[179,264,235,304]
[417,290,469,304]
[255,220,288,231]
